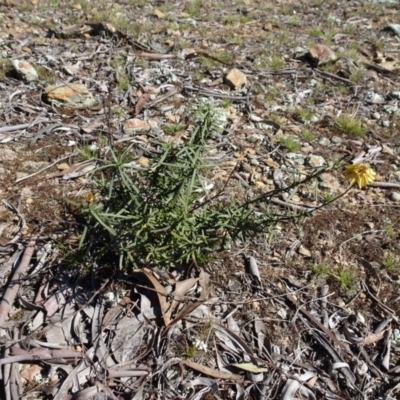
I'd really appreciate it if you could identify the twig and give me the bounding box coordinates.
[1,201,26,244]
[368,181,400,189]
[0,240,35,327]
[15,152,77,183]
[314,69,355,86]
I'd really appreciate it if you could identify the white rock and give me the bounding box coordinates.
[391,192,400,202]
[307,155,325,168]
[12,59,38,82]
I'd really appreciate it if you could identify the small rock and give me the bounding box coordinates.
[381,120,390,128]
[20,364,42,382]
[225,68,246,89]
[265,158,279,168]
[388,91,400,100]
[318,138,330,146]
[307,44,336,65]
[62,65,79,76]
[382,144,394,155]
[45,84,96,108]
[307,155,325,167]
[382,104,398,114]
[26,198,33,204]
[372,112,381,120]
[331,136,342,144]
[12,59,38,82]
[247,134,264,143]
[391,192,400,202]
[299,245,311,257]
[365,91,385,104]
[123,118,158,134]
[71,3,81,9]
[57,163,70,171]
[154,9,166,18]
[384,24,400,37]
[286,152,305,165]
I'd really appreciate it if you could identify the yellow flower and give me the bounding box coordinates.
[343,163,376,189]
[85,192,95,202]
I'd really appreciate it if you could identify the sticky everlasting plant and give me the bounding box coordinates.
[79,100,331,271]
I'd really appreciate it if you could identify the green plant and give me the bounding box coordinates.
[310,263,330,277]
[384,223,395,237]
[349,66,365,84]
[115,66,130,90]
[301,129,315,141]
[306,26,324,37]
[36,65,57,84]
[163,122,186,136]
[223,14,250,25]
[331,267,355,289]
[277,135,300,152]
[78,145,98,161]
[269,54,285,69]
[335,114,365,136]
[185,0,202,17]
[216,50,235,64]
[383,252,400,273]
[265,87,281,102]
[79,100,326,270]
[293,107,313,123]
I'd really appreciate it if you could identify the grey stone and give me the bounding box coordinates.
[388,91,400,100]
[318,138,330,146]
[391,192,400,202]
[331,136,342,144]
[372,112,381,120]
[12,59,38,82]
[365,91,385,104]
[307,155,325,168]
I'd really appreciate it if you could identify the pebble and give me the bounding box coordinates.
[123,118,158,134]
[381,120,390,128]
[45,84,96,108]
[382,144,394,156]
[382,104,398,114]
[308,44,336,65]
[372,112,381,120]
[299,245,311,257]
[12,59,38,82]
[307,154,325,168]
[388,91,400,100]
[331,136,342,144]
[225,68,246,89]
[391,192,400,202]
[286,152,305,165]
[318,138,330,146]
[365,91,385,104]
[384,24,400,37]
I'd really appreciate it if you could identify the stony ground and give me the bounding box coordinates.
[1,0,400,399]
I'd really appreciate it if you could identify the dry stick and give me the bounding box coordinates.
[368,181,400,189]
[15,152,77,183]
[0,240,35,327]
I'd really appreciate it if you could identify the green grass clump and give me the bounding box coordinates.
[335,114,365,136]
[78,100,329,270]
[276,135,300,152]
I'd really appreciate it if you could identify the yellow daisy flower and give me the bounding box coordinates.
[85,192,95,203]
[343,163,376,189]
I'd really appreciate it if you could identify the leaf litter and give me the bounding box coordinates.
[0,0,400,399]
